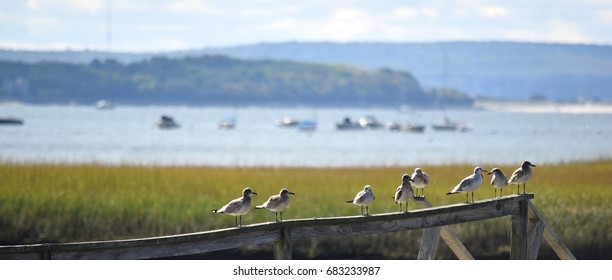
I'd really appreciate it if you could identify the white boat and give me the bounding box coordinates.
[157,115,179,129]
[277,116,300,128]
[358,115,384,129]
[95,99,115,110]
[431,116,471,132]
[403,123,426,133]
[218,117,236,129]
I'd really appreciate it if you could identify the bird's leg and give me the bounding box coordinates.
[465,192,469,203]
[472,192,475,203]
[366,205,369,216]
[398,202,402,213]
[500,188,503,197]
[517,184,520,194]
[523,183,526,194]
[280,211,283,222]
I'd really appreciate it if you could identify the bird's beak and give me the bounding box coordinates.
[531,164,536,167]
[486,171,492,175]
[289,192,295,195]
[253,192,258,195]
[409,178,415,182]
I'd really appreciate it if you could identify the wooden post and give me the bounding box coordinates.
[528,202,576,260]
[417,226,441,260]
[274,226,292,260]
[527,211,545,259]
[510,200,528,259]
[414,198,474,260]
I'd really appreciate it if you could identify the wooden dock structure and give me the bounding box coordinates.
[0,194,575,260]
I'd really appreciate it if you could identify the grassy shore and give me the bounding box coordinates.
[1,161,610,259]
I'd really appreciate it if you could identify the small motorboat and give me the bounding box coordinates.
[431,116,471,132]
[157,115,179,129]
[335,117,361,130]
[277,116,300,128]
[403,123,426,133]
[95,99,115,110]
[358,115,383,129]
[0,117,24,126]
[297,120,316,131]
[218,117,236,130]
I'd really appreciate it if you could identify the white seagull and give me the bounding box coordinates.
[487,168,509,198]
[411,167,430,198]
[507,161,536,194]
[446,167,487,203]
[347,185,376,216]
[212,187,257,227]
[255,188,295,222]
[395,174,415,213]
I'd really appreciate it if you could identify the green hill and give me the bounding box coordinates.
[0,55,472,107]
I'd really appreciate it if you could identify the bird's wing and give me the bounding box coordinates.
[508,168,524,183]
[394,186,402,201]
[220,197,244,213]
[423,173,430,184]
[452,175,473,193]
[263,194,282,208]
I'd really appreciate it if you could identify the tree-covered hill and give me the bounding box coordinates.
[0,55,472,107]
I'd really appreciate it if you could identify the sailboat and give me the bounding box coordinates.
[297,92,318,132]
[219,94,237,129]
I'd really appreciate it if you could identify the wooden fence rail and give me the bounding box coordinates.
[0,193,574,260]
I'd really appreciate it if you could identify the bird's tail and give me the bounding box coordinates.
[346,200,353,203]
[446,192,455,195]
[212,209,219,213]
[254,205,264,209]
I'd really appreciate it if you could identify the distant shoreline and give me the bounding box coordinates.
[475,101,612,114]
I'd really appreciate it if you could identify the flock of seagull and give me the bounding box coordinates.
[212,161,536,227]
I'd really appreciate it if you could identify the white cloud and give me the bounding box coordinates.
[477,5,509,18]
[543,20,591,43]
[27,17,62,35]
[165,0,220,14]
[319,8,375,41]
[26,0,104,13]
[596,9,612,24]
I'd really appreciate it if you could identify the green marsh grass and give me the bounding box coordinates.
[1,161,610,259]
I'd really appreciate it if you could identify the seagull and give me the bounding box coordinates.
[255,188,295,222]
[446,167,487,203]
[212,187,257,227]
[411,167,430,198]
[507,161,536,194]
[395,174,415,213]
[487,168,509,198]
[347,185,376,216]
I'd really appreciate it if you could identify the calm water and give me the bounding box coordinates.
[1,103,611,167]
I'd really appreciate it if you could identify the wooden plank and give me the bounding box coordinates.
[0,194,533,260]
[417,227,441,260]
[415,198,442,260]
[439,226,474,260]
[414,197,473,260]
[527,215,545,260]
[274,226,292,260]
[290,199,521,240]
[510,200,529,259]
[528,201,577,260]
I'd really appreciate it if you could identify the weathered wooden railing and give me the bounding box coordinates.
[0,193,575,260]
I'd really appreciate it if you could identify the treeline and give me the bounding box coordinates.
[0,55,472,107]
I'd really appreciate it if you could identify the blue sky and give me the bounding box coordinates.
[1,0,612,52]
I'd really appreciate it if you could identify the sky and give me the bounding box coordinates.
[1,0,612,52]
